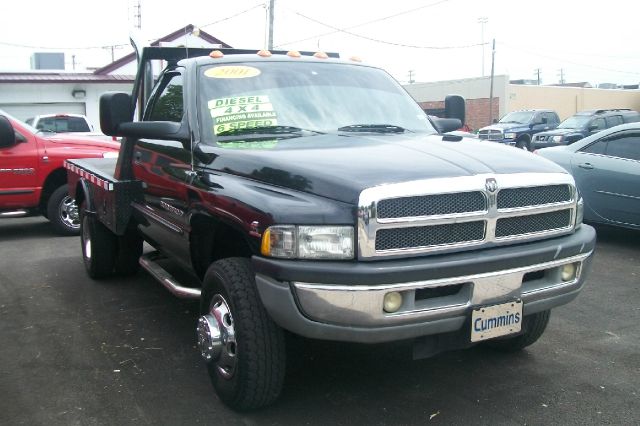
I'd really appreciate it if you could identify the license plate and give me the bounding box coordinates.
[470,300,523,342]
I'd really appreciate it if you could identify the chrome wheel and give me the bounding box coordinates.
[197,294,237,379]
[59,196,80,230]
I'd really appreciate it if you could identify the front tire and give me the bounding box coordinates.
[485,310,551,352]
[198,258,286,411]
[47,184,80,235]
[80,206,117,279]
[515,137,531,151]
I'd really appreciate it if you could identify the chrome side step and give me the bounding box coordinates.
[1,210,28,218]
[139,252,201,299]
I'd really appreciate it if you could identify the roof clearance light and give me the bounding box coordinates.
[287,50,301,58]
[209,50,224,59]
[313,51,329,59]
[349,56,362,62]
[257,50,272,57]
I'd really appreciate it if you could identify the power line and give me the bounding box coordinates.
[0,3,264,52]
[199,2,265,29]
[275,0,452,48]
[284,9,486,49]
[500,42,640,76]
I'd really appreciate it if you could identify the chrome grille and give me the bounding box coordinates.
[478,130,503,141]
[497,185,572,209]
[535,135,549,142]
[376,222,485,251]
[495,209,572,238]
[358,173,577,259]
[378,192,486,219]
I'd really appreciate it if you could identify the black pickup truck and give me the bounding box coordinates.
[64,47,596,411]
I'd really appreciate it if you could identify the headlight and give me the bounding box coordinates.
[102,152,119,158]
[552,135,564,143]
[261,225,354,260]
[504,132,517,139]
[575,196,584,229]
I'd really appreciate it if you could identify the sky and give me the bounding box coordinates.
[1,0,639,86]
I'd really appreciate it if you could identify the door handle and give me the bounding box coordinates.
[578,162,594,170]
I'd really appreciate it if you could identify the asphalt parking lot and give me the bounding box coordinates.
[0,217,638,425]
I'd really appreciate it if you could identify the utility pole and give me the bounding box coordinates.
[268,0,275,50]
[558,68,565,85]
[71,55,76,71]
[408,70,415,84]
[534,68,541,85]
[477,17,488,77]
[488,39,496,125]
[133,0,142,29]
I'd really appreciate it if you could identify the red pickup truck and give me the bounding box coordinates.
[0,111,119,235]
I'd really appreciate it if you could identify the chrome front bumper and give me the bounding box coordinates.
[292,252,591,328]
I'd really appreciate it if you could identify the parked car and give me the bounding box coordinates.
[478,109,560,150]
[536,122,640,229]
[0,111,119,235]
[25,113,94,133]
[531,109,640,150]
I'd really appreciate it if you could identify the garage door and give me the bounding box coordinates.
[0,103,86,122]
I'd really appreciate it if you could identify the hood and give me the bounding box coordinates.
[199,133,567,204]
[42,133,120,151]
[535,128,580,137]
[479,123,529,132]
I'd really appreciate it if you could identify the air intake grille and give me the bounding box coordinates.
[377,192,486,219]
[376,221,485,251]
[497,185,572,209]
[495,209,572,238]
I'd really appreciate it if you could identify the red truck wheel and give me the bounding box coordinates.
[47,185,81,236]
[198,258,286,411]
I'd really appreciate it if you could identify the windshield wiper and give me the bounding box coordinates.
[338,124,410,133]
[216,125,324,137]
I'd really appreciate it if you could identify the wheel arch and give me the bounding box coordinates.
[39,167,67,214]
[74,179,94,212]
[190,213,256,280]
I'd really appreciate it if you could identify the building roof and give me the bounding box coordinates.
[94,24,231,75]
[0,73,133,83]
[0,24,229,84]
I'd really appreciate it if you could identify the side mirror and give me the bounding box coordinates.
[444,95,465,125]
[118,121,188,142]
[540,117,548,124]
[492,118,498,124]
[100,92,133,136]
[432,117,462,134]
[588,124,598,132]
[0,115,16,148]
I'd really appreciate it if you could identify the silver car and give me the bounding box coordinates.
[536,122,640,230]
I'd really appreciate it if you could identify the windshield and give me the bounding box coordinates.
[558,115,591,129]
[498,111,534,124]
[198,61,436,143]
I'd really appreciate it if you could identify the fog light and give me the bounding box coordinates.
[561,263,577,282]
[383,291,403,313]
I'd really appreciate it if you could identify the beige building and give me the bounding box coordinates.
[404,76,640,131]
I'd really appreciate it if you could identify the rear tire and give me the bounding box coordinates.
[80,206,117,279]
[47,184,81,236]
[199,258,286,411]
[485,310,551,352]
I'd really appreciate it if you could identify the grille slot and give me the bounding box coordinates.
[376,221,485,251]
[377,192,486,219]
[478,130,503,141]
[415,284,464,300]
[497,185,572,209]
[495,209,572,238]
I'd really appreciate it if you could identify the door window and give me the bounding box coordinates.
[604,133,640,161]
[581,139,607,155]
[590,118,606,131]
[605,115,623,128]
